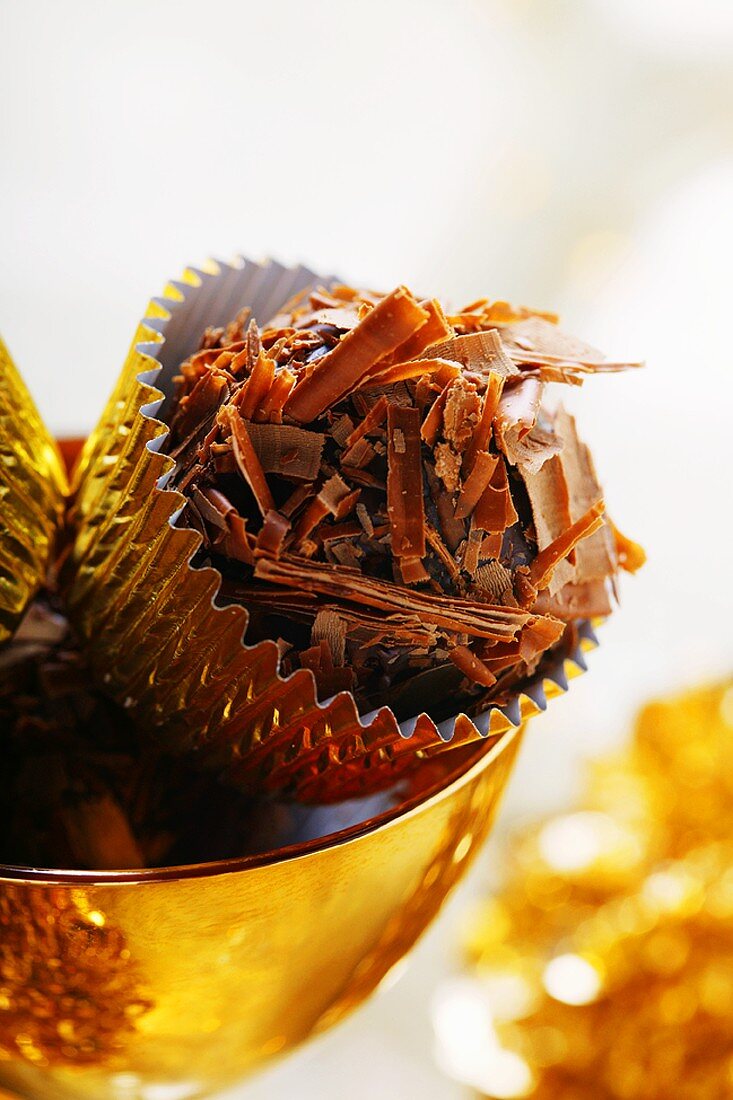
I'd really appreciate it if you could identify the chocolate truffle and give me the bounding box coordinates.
[164,285,642,720]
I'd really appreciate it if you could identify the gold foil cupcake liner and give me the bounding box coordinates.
[66,259,597,802]
[0,337,67,643]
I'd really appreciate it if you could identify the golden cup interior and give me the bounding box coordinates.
[0,723,523,1100]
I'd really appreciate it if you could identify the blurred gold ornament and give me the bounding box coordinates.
[438,680,733,1100]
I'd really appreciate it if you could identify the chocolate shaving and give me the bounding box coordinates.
[387,404,426,560]
[522,453,575,595]
[474,460,519,533]
[609,518,646,574]
[474,560,515,604]
[461,523,484,576]
[450,645,497,687]
[529,501,606,590]
[495,377,544,464]
[255,510,290,559]
[463,371,505,474]
[389,298,452,361]
[245,421,325,481]
[222,406,276,516]
[455,451,499,521]
[237,351,275,420]
[502,423,563,475]
[284,287,429,421]
[443,377,481,452]
[420,329,519,379]
[500,316,643,378]
[368,356,460,389]
[554,406,615,582]
[311,609,348,666]
[254,555,532,641]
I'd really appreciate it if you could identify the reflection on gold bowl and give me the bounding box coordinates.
[0,724,524,1100]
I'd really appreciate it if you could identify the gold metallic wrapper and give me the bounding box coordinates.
[0,338,67,643]
[66,259,595,802]
[0,725,523,1099]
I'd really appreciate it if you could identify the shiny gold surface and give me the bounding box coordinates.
[0,338,67,642]
[444,681,733,1100]
[0,724,523,1100]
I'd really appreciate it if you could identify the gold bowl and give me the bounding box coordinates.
[0,724,524,1100]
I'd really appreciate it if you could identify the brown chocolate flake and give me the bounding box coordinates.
[293,498,330,546]
[517,616,566,664]
[221,406,275,516]
[192,486,229,531]
[300,639,354,698]
[442,377,481,452]
[535,577,613,621]
[368,356,460,388]
[425,522,463,583]
[169,370,229,443]
[387,404,426,560]
[258,368,296,422]
[356,502,375,538]
[280,482,316,519]
[399,557,431,585]
[343,394,389,450]
[474,560,515,604]
[421,383,450,447]
[608,518,646,574]
[245,421,325,481]
[329,541,364,569]
[284,287,429,421]
[463,370,505,474]
[529,501,605,591]
[311,609,348,666]
[554,406,616,581]
[331,413,356,446]
[500,316,643,378]
[389,298,452,361]
[318,474,359,519]
[481,531,504,559]
[318,521,363,544]
[254,555,532,642]
[474,460,519,533]
[502,424,563,475]
[455,451,500,521]
[236,350,275,420]
[221,512,255,565]
[461,523,484,577]
[342,434,379,469]
[421,329,519,379]
[513,567,538,609]
[450,645,497,687]
[495,376,544,464]
[425,463,466,551]
[255,510,290,559]
[434,442,463,493]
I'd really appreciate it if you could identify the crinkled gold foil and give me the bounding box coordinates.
[65,259,596,802]
[0,337,67,643]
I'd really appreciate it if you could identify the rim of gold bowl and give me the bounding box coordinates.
[0,723,516,886]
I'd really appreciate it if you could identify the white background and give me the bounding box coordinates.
[2,1,732,1096]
